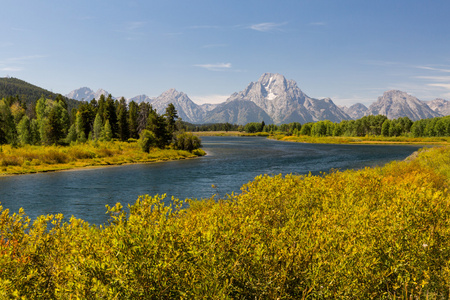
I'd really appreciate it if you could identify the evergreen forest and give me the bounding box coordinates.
[0,93,201,153]
[241,115,450,138]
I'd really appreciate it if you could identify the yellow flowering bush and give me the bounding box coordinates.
[1,147,450,298]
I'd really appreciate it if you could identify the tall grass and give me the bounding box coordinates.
[275,134,450,145]
[0,141,203,175]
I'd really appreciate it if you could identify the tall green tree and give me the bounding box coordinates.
[165,103,178,139]
[117,98,129,141]
[0,99,17,144]
[128,101,139,139]
[17,115,32,145]
[104,95,118,138]
[137,102,152,134]
[75,112,87,142]
[147,109,169,148]
[381,119,390,137]
[93,113,103,141]
[103,119,113,141]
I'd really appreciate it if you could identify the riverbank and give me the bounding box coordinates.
[270,134,450,145]
[0,141,206,176]
[192,131,450,145]
[193,131,269,137]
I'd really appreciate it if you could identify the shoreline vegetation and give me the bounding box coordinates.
[0,140,205,176]
[1,143,450,297]
[272,134,450,145]
[1,132,445,177]
[194,130,450,145]
[2,132,444,176]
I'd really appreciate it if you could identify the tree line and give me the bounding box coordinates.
[0,94,201,152]
[242,115,450,137]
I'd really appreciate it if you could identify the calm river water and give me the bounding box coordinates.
[0,136,421,224]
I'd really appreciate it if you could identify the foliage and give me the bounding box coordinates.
[1,146,450,298]
[173,131,202,152]
[138,129,156,153]
[0,77,79,113]
[0,140,203,175]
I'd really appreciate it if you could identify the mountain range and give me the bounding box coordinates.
[66,73,449,124]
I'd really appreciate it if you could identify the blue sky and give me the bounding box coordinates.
[2,0,450,106]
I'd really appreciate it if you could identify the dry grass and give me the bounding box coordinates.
[274,134,450,145]
[0,141,203,175]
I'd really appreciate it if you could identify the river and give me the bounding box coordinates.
[0,136,421,224]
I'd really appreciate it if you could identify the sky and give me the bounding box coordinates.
[2,0,450,106]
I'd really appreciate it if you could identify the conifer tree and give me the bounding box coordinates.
[128,101,139,139]
[103,119,113,141]
[147,109,169,148]
[93,113,103,141]
[137,102,151,134]
[165,103,178,139]
[117,98,129,141]
[104,95,118,138]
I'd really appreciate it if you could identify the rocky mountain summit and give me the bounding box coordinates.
[66,74,450,125]
[149,89,206,124]
[365,90,440,121]
[340,103,368,120]
[66,87,114,101]
[223,73,350,124]
[425,98,450,116]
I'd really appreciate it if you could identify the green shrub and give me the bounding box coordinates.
[173,131,202,152]
[138,129,156,153]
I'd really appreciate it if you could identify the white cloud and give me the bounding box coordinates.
[194,63,232,71]
[428,83,450,90]
[363,60,401,67]
[0,55,45,73]
[191,94,229,104]
[125,21,146,31]
[0,67,22,72]
[249,22,287,32]
[1,55,46,63]
[118,21,146,40]
[416,76,450,81]
[330,95,375,107]
[416,65,450,73]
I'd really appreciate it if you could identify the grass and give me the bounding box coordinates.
[193,131,270,137]
[0,141,205,176]
[271,134,450,145]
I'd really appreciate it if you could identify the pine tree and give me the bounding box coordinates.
[128,101,139,139]
[165,103,178,139]
[147,110,169,148]
[137,102,151,134]
[117,98,129,141]
[93,113,103,141]
[75,112,87,142]
[104,95,118,138]
[103,119,113,141]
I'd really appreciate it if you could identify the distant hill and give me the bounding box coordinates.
[0,77,80,112]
